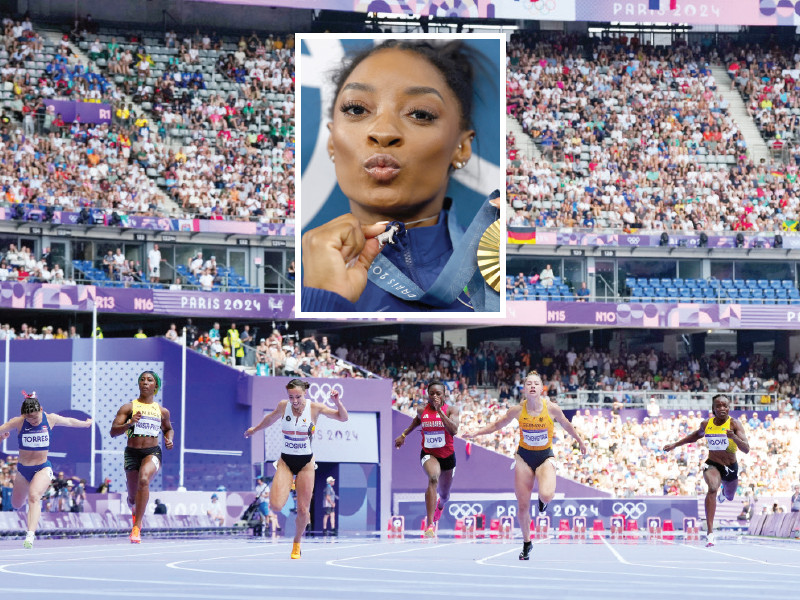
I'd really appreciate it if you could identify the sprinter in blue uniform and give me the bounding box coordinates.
[0,391,92,549]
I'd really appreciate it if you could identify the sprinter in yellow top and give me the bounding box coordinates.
[663,394,750,547]
[468,371,586,561]
[110,371,174,544]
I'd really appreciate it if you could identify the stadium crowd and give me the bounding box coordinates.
[389,356,800,498]
[506,33,800,233]
[0,17,296,223]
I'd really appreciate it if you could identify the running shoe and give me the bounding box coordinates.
[717,491,725,504]
[538,499,548,514]
[130,525,141,544]
[433,498,445,523]
[706,532,716,547]
[424,524,436,538]
[519,540,532,560]
[290,542,301,559]
[23,531,34,550]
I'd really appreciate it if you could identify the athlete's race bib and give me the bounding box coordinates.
[523,429,549,447]
[133,415,161,437]
[706,433,729,451]
[21,432,50,448]
[283,435,311,454]
[424,432,446,449]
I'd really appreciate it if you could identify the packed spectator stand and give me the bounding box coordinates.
[0,16,295,226]
[383,340,800,500]
[506,32,800,235]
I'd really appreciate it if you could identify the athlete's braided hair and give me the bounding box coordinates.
[20,390,41,414]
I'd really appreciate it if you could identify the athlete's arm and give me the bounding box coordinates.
[728,419,750,454]
[439,404,460,436]
[0,415,22,440]
[314,388,348,422]
[550,402,587,454]
[49,414,93,428]
[109,403,134,438]
[244,400,287,438]
[395,409,422,448]
[160,406,175,450]
[663,420,706,452]
[466,405,522,438]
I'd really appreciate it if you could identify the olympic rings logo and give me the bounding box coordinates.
[626,236,640,245]
[307,383,344,408]
[526,0,557,15]
[612,501,648,520]
[448,503,484,519]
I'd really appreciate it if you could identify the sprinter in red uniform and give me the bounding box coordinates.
[395,380,460,537]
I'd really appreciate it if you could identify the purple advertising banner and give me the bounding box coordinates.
[529,230,797,249]
[187,0,797,26]
[0,207,294,237]
[43,100,112,124]
[507,300,800,330]
[396,497,698,531]
[0,282,295,319]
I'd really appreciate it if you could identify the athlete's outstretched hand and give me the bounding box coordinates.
[0,431,8,441]
[244,427,256,439]
[164,437,174,450]
[663,443,676,452]
[302,215,387,303]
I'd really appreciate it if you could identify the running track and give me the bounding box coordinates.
[1,533,798,599]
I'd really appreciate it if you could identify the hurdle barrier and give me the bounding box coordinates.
[499,515,514,540]
[624,519,638,540]
[572,516,587,539]
[647,516,662,539]
[387,515,405,539]
[610,515,625,539]
[663,519,675,541]
[534,515,550,539]
[592,518,605,540]
[489,518,501,539]
[557,518,571,540]
[463,515,477,537]
[683,517,700,541]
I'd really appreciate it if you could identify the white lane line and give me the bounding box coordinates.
[327,539,473,567]
[476,539,547,565]
[683,543,800,567]
[601,537,633,565]
[166,542,376,569]
[0,588,337,600]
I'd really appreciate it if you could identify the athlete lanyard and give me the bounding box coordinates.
[366,193,500,311]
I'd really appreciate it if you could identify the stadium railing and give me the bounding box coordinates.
[555,390,777,411]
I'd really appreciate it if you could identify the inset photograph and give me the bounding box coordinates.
[297,34,505,317]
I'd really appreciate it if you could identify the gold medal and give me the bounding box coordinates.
[477,220,502,292]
